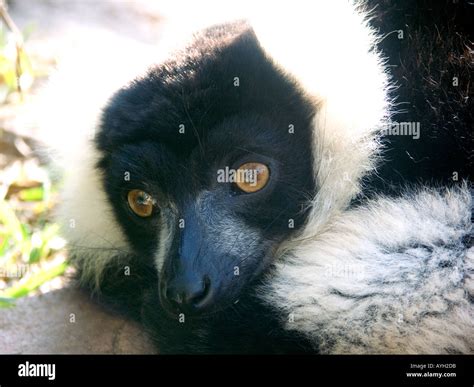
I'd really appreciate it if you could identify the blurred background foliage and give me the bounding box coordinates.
[0,0,66,308]
[0,0,165,308]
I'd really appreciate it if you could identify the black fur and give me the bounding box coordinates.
[90,258,315,353]
[360,0,473,198]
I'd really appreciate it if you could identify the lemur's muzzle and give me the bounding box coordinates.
[158,198,268,316]
[158,203,226,316]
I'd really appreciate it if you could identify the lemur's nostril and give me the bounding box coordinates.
[192,275,211,305]
[165,275,212,314]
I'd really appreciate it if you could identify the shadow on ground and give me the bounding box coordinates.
[0,287,156,354]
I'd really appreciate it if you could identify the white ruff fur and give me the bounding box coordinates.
[260,186,473,353]
[33,39,156,287]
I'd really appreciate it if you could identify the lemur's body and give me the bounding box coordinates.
[45,1,473,353]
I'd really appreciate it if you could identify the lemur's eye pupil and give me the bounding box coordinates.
[127,189,154,217]
[235,162,270,193]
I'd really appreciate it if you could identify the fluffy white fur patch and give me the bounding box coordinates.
[260,186,473,353]
[30,37,158,287]
[251,0,392,236]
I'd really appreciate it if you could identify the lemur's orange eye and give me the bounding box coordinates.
[127,190,155,217]
[235,162,270,193]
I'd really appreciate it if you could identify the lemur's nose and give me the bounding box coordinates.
[163,275,212,314]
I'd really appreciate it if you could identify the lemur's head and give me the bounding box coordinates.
[95,22,317,316]
[57,6,387,320]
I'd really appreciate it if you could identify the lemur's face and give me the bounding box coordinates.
[96,23,316,317]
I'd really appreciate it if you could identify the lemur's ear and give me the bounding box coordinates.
[191,20,264,69]
[198,20,258,45]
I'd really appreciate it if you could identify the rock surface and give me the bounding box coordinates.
[0,287,156,354]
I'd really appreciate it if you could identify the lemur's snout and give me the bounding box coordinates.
[161,274,213,315]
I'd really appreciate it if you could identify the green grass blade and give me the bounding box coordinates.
[2,261,67,299]
[0,200,24,244]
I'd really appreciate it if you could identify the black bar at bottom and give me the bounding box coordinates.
[0,355,472,386]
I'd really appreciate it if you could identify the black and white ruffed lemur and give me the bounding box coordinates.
[41,0,473,353]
